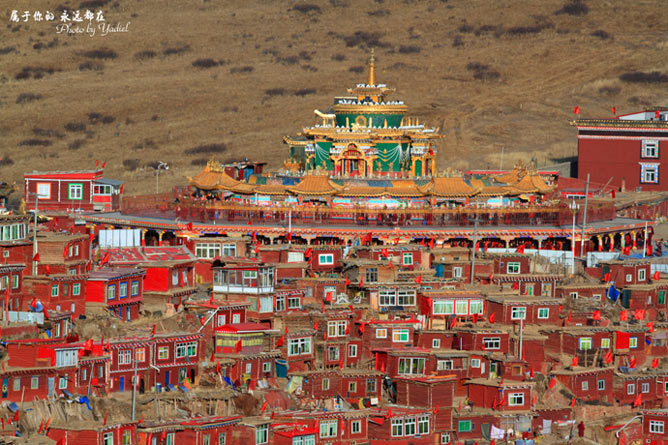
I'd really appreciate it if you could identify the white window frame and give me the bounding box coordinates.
[437,360,453,371]
[158,346,169,360]
[598,379,605,390]
[403,252,413,265]
[392,329,409,343]
[630,337,638,349]
[418,415,429,435]
[640,163,659,184]
[319,419,337,438]
[511,306,526,320]
[471,358,481,368]
[642,382,650,393]
[36,182,51,199]
[581,381,589,391]
[601,338,610,349]
[508,392,524,406]
[255,424,269,445]
[318,254,334,266]
[397,357,425,375]
[348,344,358,358]
[195,243,221,259]
[391,418,403,437]
[263,362,271,373]
[287,338,311,356]
[375,328,387,339]
[351,420,361,434]
[627,383,636,395]
[432,300,454,315]
[537,308,549,319]
[432,339,441,348]
[639,269,646,281]
[507,262,520,274]
[483,337,501,350]
[327,320,348,338]
[579,337,593,350]
[453,266,462,278]
[642,139,659,158]
[31,376,39,389]
[650,420,665,434]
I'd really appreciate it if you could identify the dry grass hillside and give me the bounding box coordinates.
[1,0,667,195]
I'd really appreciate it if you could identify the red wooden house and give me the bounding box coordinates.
[223,351,281,385]
[574,110,668,191]
[0,215,32,273]
[177,416,244,445]
[23,273,88,317]
[24,168,123,212]
[486,295,562,326]
[35,231,90,276]
[422,291,485,329]
[551,367,615,402]
[375,348,434,378]
[47,421,137,445]
[186,235,250,283]
[367,407,435,444]
[541,327,615,367]
[293,369,383,402]
[394,375,455,434]
[614,371,660,407]
[102,246,197,308]
[600,259,652,287]
[86,268,146,321]
[0,264,26,314]
[454,327,512,355]
[414,329,456,351]
[359,319,420,361]
[555,283,608,301]
[642,409,668,445]
[465,379,535,412]
[432,350,489,396]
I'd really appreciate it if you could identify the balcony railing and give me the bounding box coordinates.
[120,195,617,228]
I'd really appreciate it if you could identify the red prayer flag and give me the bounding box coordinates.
[360,322,365,334]
[516,244,525,254]
[101,161,106,169]
[633,393,642,407]
[32,252,40,262]
[12,411,19,422]
[548,377,557,389]
[209,351,215,362]
[261,400,268,416]
[653,271,660,280]
[489,312,496,324]
[359,276,364,287]
[313,321,318,331]
[433,405,439,414]
[604,272,611,282]
[571,356,578,367]
[605,351,613,364]
[414,274,422,284]
[511,281,519,290]
[235,339,242,353]
[652,358,659,368]
[573,105,580,115]
[620,310,628,321]
[344,276,350,286]
[103,411,107,425]
[612,106,616,115]
[656,110,661,119]
[571,397,576,408]
[568,311,572,322]
[634,309,645,320]
[629,357,637,368]
[592,310,601,320]
[646,322,655,333]
[276,335,284,347]
[449,317,457,330]
[151,324,156,336]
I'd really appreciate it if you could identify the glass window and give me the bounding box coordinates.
[51,284,59,297]
[397,290,416,306]
[195,243,221,259]
[579,337,592,350]
[598,379,605,390]
[118,350,131,365]
[348,344,357,357]
[458,420,472,433]
[650,420,664,434]
[639,269,646,281]
[642,139,659,158]
[508,392,524,406]
[37,183,51,199]
[418,415,429,434]
[287,338,311,356]
[366,378,376,394]
[158,346,169,360]
[379,290,396,307]
[72,283,80,296]
[351,420,361,434]
[511,307,526,320]
[398,357,425,375]
[122,431,131,445]
[31,376,39,389]
[348,381,357,393]
[471,359,481,368]
[403,253,413,265]
[391,418,403,437]
[437,360,453,370]
[643,382,650,393]
[203,435,210,445]
[103,432,113,445]
[432,300,454,315]
[107,285,116,300]
[392,329,409,342]
[601,338,610,349]
[131,281,139,296]
[453,267,462,278]
[455,300,468,315]
[136,348,145,362]
[256,425,268,444]
[641,163,659,184]
[365,267,378,283]
[318,254,334,265]
[404,417,416,436]
[537,308,549,319]
[287,297,301,309]
[68,183,83,200]
[627,383,635,395]
[322,378,329,390]
[581,381,589,391]
[659,290,666,304]
[319,419,337,438]
[12,378,20,391]
[218,433,226,445]
[328,346,339,361]
[630,337,638,348]
[469,299,483,314]
[507,262,520,274]
[483,337,500,350]
[375,328,387,339]
[59,376,68,389]
[432,339,441,348]
[119,282,128,298]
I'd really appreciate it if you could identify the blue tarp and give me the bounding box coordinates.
[179,384,190,392]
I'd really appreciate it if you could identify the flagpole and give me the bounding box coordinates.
[643,222,648,258]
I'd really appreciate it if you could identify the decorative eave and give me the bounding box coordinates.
[283,136,309,146]
[571,119,668,130]
[333,103,408,115]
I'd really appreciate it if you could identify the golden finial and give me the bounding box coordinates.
[367,48,376,86]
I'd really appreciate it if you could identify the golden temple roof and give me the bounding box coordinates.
[418,177,481,197]
[188,161,241,191]
[287,174,343,196]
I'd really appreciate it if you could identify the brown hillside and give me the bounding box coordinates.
[1,0,667,195]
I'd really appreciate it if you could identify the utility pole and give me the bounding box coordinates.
[28,193,39,275]
[470,218,479,285]
[131,357,138,421]
[579,174,590,257]
[643,221,649,258]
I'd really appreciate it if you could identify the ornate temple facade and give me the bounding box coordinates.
[284,51,440,178]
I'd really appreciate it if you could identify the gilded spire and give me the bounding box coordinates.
[367,48,376,86]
